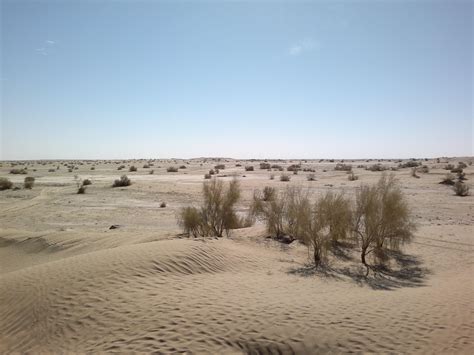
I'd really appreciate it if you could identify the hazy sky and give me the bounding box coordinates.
[1,0,472,160]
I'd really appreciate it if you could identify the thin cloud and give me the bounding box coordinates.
[35,40,56,55]
[288,38,319,56]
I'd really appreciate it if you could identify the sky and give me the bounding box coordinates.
[1,0,472,160]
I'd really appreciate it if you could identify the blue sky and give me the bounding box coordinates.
[1,0,472,160]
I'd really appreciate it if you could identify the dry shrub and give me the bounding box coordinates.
[398,161,420,168]
[82,179,92,186]
[245,166,254,171]
[0,177,13,190]
[307,173,316,181]
[287,164,301,172]
[179,165,187,169]
[129,166,138,172]
[439,173,455,185]
[262,186,276,201]
[353,174,416,275]
[24,177,35,189]
[348,172,358,181]
[214,164,225,170]
[334,163,352,172]
[366,164,387,172]
[177,179,244,237]
[113,175,131,187]
[160,202,167,208]
[453,181,470,197]
[260,162,271,170]
[280,174,290,182]
[10,168,27,175]
[167,166,178,172]
[204,173,211,179]
[410,167,420,178]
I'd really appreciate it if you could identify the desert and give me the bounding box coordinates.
[0,158,473,353]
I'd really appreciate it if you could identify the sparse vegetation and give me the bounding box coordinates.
[82,179,92,186]
[307,173,316,181]
[245,166,254,171]
[129,166,138,172]
[453,181,470,197]
[112,175,132,187]
[160,202,167,208]
[280,174,291,182]
[439,173,455,185]
[0,177,13,190]
[24,177,35,189]
[167,167,178,172]
[260,162,271,170]
[334,163,352,172]
[348,172,359,181]
[214,164,225,170]
[10,168,27,174]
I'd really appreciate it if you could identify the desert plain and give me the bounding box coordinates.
[0,157,473,354]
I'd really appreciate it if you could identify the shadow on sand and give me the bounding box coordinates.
[288,248,430,291]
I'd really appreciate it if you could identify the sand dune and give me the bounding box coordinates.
[1,159,473,353]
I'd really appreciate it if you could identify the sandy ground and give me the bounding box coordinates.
[0,158,473,354]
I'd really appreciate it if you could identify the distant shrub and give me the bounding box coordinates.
[307,173,316,181]
[48,169,55,173]
[458,162,467,169]
[118,165,125,170]
[215,164,225,170]
[287,164,301,172]
[0,177,13,190]
[410,167,420,178]
[129,166,137,172]
[457,171,467,181]
[260,162,271,170]
[204,173,211,179]
[235,163,242,167]
[418,165,429,173]
[366,164,387,172]
[334,163,352,172]
[450,167,463,174]
[398,161,420,168]
[209,169,216,175]
[245,166,254,171]
[82,179,92,186]
[271,164,283,171]
[348,172,359,181]
[179,165,187,169]
[113,175,131,187]
[269,174,275,180]
[149,170,154,175]
[90,166,95,170]
[143,164,150,168]
[167,167,178,172]
[160,202,167,208]
[10,168,27,174]
[439,173,456,185]
[23,177,35,189]
[77,185,86,194]
[444,164,455,170]
[453,181,470,197]
[280,174,291,182]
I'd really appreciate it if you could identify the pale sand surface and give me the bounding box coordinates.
[0,158,473,353]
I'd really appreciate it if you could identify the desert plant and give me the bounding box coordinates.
[418,165,429,173]
[269,174,275,180]
[352,174,416,275]
[112,175,131,187]
[398,161,420,168]
[410,167,420,178]
[10,168,27,174]
[129,166,137,172]
[453,181,470,197]
[439,173,456,185]
[0,177,13,190]
[91,166,95,170]
[160,202,167,208]
[24,177,35,189]
[307,173,316,181]
[260,162,271,170]
[251,189,287,238]
[458,162,467,169]
[348,172,359,181]
[280,174,291,182]
[209,169,216,175]
[214,164,225,170]
[245,166,254,171]
[167,166,178,172]
[143,164,150,168]
[204,173,211,179]
[77,185,86,194]
[149,170,154,174]
[82,179,92,186]
[262,186,276,201]
[118,165,125,170]
[287,164,301,172]
[334,163,352,172]
[444,164,455,170]
[177,179,242,238]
